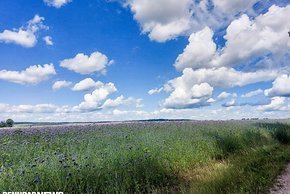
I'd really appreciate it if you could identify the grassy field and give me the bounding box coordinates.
[0,121,290,193]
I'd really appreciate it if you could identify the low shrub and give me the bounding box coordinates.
[6,119,14,127]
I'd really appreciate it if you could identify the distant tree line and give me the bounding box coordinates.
[0,119,14,128]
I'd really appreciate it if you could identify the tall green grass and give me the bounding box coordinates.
[0,121,290,193]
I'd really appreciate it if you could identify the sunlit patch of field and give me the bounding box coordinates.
[0,121,290,193]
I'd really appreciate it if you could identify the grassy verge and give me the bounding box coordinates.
[183,145,290,193]
[0,121,290,193]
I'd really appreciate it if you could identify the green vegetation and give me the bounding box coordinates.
[5,119,14,128]
[0,121,290,193]
[0,119,14,128]
[0,121,6,128]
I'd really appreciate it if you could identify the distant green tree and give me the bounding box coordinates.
[6,119,14,127]
[0,121,6,128]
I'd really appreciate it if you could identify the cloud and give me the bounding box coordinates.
[0,103,58,114]
[125,0,261,42]
[156,3,290,113]
[217,92,237,99]
[75,82,117,111]
[174,27,216,71]
[241,89,263,98]
[163,82,213,109]
[43,0,72,8]
[0,64,56,85]
[123,2,290,115]
[212,5,290,68]
[0,15,48,48]
[265,75,290,97]
[43,36,53,45]
[148,87,163,95]
[166,67,278,89]
[73,81,141,112]
[1,104,289,122]
[101,96,128,109]
[207,98,216,103]
[171,4,290,72]
[135,98,144,108]
[257,97,287,111]
[52,80,72,91]
[161,66,278,110]
[222,99,237,107]
[168,3,290,77]
[0,103,83,115]
[72,78,103,91]
[239,100,271,107]
[219,97,270,108]
[212,0,258,14]
[0,87,141,115]
[126,0,193,42]
[60,51,113,75]
[101,96,141,109]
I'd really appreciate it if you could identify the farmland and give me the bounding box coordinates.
[0,121,290,193]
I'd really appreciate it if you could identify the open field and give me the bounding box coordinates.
[1,121,290,193]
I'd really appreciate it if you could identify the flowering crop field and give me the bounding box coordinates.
[0,121,290,193]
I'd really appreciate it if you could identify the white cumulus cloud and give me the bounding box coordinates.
[72,78,103,91]
[174,27,216,71]
[213,0,258,14]
[52,80,72,91]
[101,96,140,109]
[241,89,263,98]
[60,51,113,75]
[212,5,290,68]
[258,97,287,111]
[0,15,48,48]
[44,0,72,8]
[75,82,117,111]
[166,67,278,89]
[217,92,237,99]
[148,87,163,95]
[0,64,56,85]
[43,36,53,45]
[126,0,193,42]
[101,96,128,109]
[265,75,290,97]
[126,0,261,42]
[222,99,237,107]
[163,82,213,109]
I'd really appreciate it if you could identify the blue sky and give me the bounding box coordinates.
[0,0,290,121]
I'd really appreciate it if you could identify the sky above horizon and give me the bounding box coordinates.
[0,0,290,122]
